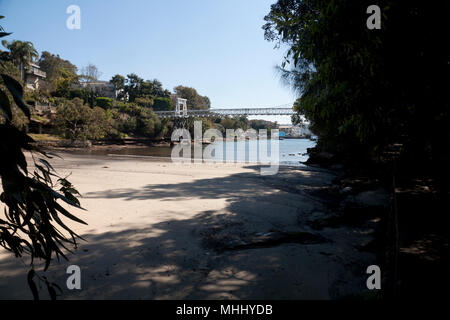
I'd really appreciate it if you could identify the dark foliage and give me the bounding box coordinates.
[0,17,85,300]
[263,0,450,191]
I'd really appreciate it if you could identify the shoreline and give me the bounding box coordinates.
[37,137,316,168]
[33,136,315,152]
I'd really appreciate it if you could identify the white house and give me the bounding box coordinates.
[25,63,46,90]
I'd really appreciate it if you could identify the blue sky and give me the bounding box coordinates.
[1,0,296,123]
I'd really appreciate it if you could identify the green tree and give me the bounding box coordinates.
[134,96,154,109]
[38,51,78,96]
[1,39,38,81]
[55,98,112,140]
[95,96,113,109]
[141,79,171,98]
[110,74,125,90]
[55,98,92,140]
[110,74,125,100]
[0,57,21,80]
[125,73,144,102]
[124,74,171,103]
[66,87,98,107]
[220,116,248,131]
[89,106,113,139]
[117,103,167,138]
[152,97,173,111]
[174,85,211,110]
[249,119,277,131]
[263,0,449,183]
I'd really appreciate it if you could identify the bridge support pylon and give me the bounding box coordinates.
[175,98,188,118]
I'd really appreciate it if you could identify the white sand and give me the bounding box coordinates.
[0,153,374,299]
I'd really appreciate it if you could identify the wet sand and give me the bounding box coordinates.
[0,153,375,299]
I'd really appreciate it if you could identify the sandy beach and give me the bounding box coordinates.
[0,153,375,299]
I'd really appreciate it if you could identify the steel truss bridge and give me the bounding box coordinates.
[154,103,295,118]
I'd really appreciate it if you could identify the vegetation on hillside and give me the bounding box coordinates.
[1,35,279,142]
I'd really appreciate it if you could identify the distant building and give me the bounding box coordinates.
[74,81,118,99]
[278,124,312,138]
[25,63,46,90]
[278,125,292,131]
[291,125,312,137]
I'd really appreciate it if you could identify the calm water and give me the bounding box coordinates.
[69,139,316,166]
[203,138,316,165]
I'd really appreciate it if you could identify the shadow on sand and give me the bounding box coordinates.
[0,166,375,300]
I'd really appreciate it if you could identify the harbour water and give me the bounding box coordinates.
[68,138,316,166]
[202,138,316,165]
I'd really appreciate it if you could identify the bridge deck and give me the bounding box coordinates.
[154,107,295,118]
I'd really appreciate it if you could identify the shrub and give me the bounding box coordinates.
[152,97,173,111]
[95,97,113,109]
[134,97,154,109]
[55,98,114,140]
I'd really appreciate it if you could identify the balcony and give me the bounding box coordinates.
[27,67,46,78]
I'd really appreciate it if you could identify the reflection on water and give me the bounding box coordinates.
[204,138,316,166]
[66,139,316,166]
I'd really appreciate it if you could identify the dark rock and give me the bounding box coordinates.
[345,188,390,208]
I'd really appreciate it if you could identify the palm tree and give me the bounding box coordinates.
[1,39,38,81]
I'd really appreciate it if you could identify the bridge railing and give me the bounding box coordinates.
[154,107,295,118]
